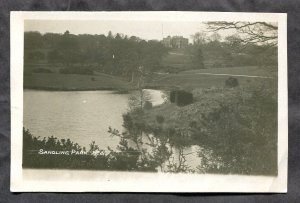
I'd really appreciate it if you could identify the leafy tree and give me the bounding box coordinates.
[24,31,43,49]
[193,84,277,175]
[48,50,63,63]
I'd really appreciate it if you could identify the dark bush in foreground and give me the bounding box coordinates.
[22,128,156,171]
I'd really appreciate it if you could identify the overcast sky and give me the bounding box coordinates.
[24,20,234,42]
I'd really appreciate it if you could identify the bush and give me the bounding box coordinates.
[170,90,193,106]
[193,85,277,175]
[156,115,165,124]
[22,128,158,171]
[26,51,45,62]
[225,77,239,88]
[143,101,153,110]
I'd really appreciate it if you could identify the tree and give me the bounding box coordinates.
[48,50,63,63]
[59,30,80,65]
[107,31,113,39]
[209,33,221,42]
[24,31,43,50]
[193,46,205,69]
[191,32,207,45]
[194,84,277,175]
[128,67,152,111]
[206,22,278,46]
[224,34,243,52]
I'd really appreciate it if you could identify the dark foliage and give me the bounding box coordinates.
[23,128,157,171]
[193,84,277,175]
[192,46,205,69]
[156,115,165,124]
[143,101,153,110]
[23,128,108,169]
[225,77,239,87]
[24,31,168,79]
[170,90,193,106]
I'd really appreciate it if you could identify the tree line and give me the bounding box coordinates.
[24,30,168,80]
[190,31,277,68]
[24,26,277,78]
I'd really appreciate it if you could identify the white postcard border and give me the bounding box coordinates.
[10,11,288,192]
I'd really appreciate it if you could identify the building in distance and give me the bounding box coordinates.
[162,36,189,49]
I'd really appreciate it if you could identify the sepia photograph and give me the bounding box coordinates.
[10,11,287,192]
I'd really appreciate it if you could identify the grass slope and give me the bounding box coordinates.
[161,50,194,69]
[141,87,248,129]
[181,66,277,77]
[147,66,277,90]
[24,72,133,91]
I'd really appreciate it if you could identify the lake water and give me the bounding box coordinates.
[24,89,166,149]
[24,89,201,170]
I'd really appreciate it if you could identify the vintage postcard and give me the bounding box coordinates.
[10,11,287,192]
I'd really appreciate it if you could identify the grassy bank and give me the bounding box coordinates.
[24,72,134,91]
[125,82,278,175]
[181,66,277,77]
[24,65,276,92]
[146,66,277,90]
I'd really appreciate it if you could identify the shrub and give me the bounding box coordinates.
[26,51,45,62]
[23,128,158,171]
[225,77,239,88]
[156,115,165,124]
[193,85,277,175]
[143,101,153,110]
[170,90,193,106]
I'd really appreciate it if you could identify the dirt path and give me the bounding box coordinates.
[191,72,273,79]
[153,72,274,82]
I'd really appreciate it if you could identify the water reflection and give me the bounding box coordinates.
[24,89,201,171]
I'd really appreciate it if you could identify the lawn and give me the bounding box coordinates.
[161,50,194,69]
[181,66,277,77]
[146,66,277,90]
[24,72,133,91]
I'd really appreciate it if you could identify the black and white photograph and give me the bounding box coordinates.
[10,11,288,192]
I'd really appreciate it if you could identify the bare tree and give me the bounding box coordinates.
[191,32,208,45]
[209,32,222,42]
[205,22,278,46]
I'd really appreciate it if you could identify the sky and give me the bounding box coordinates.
[24,20,234,42]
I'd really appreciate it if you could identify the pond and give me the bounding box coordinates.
[24,89,201,170]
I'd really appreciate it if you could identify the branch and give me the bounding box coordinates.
[205,21,278,46]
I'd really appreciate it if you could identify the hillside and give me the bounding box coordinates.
[161,49,194,69]
[24,72,133,91]
[146,66,277,90]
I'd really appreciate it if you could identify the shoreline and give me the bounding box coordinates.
[24,86,134,93]
[23,84,175,92]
